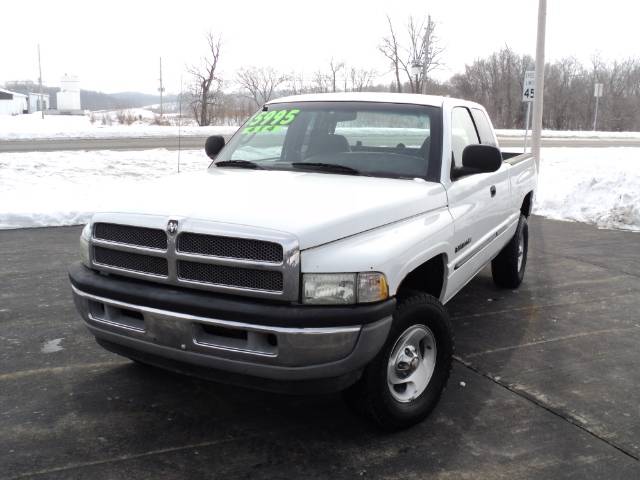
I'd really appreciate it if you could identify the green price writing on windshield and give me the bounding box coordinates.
[243,109,300,134]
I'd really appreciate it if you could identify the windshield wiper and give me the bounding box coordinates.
[215,160,262,169]
[291,162,360,175]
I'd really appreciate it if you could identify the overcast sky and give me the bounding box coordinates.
[2,0,638,95]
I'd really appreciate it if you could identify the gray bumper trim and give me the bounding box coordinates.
[72,286,392,381]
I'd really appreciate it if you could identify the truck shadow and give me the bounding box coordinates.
[67,267,535,477]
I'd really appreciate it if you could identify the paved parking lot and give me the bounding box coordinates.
[1,216,639,479]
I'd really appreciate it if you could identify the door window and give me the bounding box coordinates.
[451,107,480,168]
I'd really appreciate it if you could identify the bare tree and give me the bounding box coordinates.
[451,47,532,128]
[328,58,345,92]
[348,67,376,92]
[543,57,588,130]
[288,71,306,95]
[405,15,444,93]
[237,67,289,107]
[312,70,331,93]
[309,59,347,93]
[379,15,403,92]
[593,57,640,131]
[380,15,444,94]
[187,32,222,126]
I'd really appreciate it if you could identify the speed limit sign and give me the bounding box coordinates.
[522,70,536,102]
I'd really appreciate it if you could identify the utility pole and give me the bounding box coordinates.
[523,101,532,153]
[531,0,546,171]
[158,57,165,117]
[177,75,183,173]
[421,15,432,95]
[37,44,44,119]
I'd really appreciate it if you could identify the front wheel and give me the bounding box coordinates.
[344,294,454,430]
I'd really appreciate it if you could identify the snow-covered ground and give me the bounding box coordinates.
[495,128,640,139]
[0,147,638,232]
[0,111,237,140]
[0,149,208,229]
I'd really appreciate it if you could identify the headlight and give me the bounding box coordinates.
[80,223,91,267]
[302,272,388,305]
[303,273,356,305]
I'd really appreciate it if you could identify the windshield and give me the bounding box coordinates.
[212,101,443,181]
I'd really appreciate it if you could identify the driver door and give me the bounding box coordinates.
[445,106,510,301]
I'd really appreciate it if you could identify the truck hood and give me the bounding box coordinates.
[103,168,447,249]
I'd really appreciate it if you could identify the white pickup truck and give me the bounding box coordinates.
[69,93,537,429]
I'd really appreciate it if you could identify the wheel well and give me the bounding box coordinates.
[396,255,445,300]
[521,191,534,217]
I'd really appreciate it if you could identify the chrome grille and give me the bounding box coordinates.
[178,261,283,291]
[88,215,299,301]
[94,223,167,249]
[177,232,283,263]
[94,246,168,276]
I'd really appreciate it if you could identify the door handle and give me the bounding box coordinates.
[490,185,497,197]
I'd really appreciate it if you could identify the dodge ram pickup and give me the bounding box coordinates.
[69,92,537,429]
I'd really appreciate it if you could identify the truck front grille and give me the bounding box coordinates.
[177,232,283,263]
[178,261,283,291]
[94,223,167,250]
[89,217,299,300]
[93,246,168,277]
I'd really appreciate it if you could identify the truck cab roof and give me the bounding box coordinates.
[267,92,484,110]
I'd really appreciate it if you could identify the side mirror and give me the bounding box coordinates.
[461,144,502,173]
[205,135,225,159]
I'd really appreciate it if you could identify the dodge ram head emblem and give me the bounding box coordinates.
[167,220,178,235]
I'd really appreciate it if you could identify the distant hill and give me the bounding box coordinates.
[82,91,178,111]
[2,81,177,111]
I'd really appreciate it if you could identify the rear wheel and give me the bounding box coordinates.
[491,214,528,289]
[344,293,454,430]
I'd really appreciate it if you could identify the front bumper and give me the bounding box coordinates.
[69,263,394,392]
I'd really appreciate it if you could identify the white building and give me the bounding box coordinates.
[28,93,50,113]
[56,74,81,111]
[0,88,28,115]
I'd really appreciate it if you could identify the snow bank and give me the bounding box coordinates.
[0,112,237,140]
[1,147,639,232]
[0,149,207,229]
[534,148,640,231]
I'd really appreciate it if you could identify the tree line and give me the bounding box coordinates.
[184,16,640,131]
[450,49,640,131]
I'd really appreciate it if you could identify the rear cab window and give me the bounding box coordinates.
[335,111,430,149]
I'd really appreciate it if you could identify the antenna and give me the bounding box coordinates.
[177,74,183,173]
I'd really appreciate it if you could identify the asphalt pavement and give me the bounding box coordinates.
[1,217,639,479]
[2,135,640,152]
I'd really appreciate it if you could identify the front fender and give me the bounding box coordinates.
[301,207,454,298]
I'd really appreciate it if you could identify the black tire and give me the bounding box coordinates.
[344,293,454,431]
[491,214,528,289]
